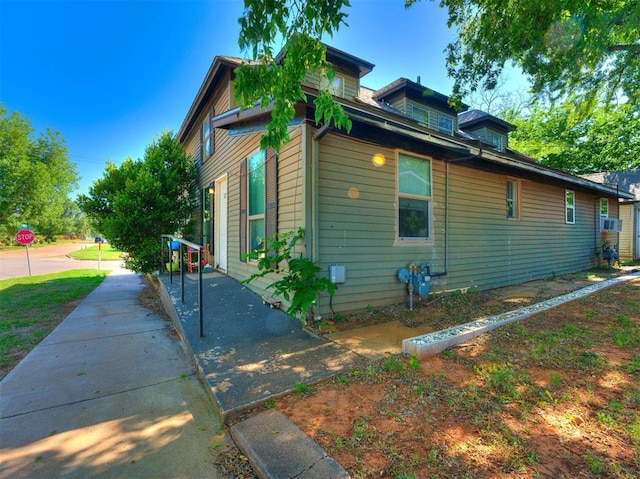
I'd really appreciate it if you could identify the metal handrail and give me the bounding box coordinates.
[161,234,205,337]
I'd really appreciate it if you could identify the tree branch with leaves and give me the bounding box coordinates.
[234,0,353,152]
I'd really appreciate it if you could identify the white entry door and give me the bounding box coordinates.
[214,175,228,272]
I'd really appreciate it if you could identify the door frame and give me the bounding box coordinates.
[214,174,228,272]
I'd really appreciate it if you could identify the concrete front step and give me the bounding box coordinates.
[230,410,349,479]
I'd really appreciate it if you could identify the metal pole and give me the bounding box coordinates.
[199,246,204,337]
[180,242,185,303]
[169,238,173,284]
[25,244,32,276]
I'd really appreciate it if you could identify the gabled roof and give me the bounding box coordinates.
[458,109,516,133]
[325,44,375,78]
[275,40,375,78]
[372,78,469,112]
[177,46,634,202]
[177,56,247,143]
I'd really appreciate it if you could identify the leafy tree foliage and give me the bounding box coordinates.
[234,0,352,152]
[407,0,640,108]
[78,132,197,273]
[503,99,640,175]
[243,228,336,322]
[0,105,79,242]
[235,1,638,153]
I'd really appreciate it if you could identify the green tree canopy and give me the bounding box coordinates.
[77,131,197,273]
[503,99,640,175]
[235,1,639,152]
[234,0,352,151]
[0,104,78,241]
[408,0,640,108]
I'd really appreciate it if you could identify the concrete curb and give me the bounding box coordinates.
[404,271,640,359]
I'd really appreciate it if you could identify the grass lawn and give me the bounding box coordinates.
[68,244,123,261]
[0,269,110,379]
[276,278,640,478]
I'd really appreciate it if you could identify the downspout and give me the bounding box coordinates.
[302,121,320,263]
[431,141,483,278]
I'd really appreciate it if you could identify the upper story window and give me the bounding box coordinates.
[599,198,609,218]
[565,190,576,224]
[320,74,345,97]
[202,106,214,160]
[411,104,429,125]
[437,114,454,135]
[506,179,519,219]
[488,130,507,151]
[398,153,432,241]
[408,102,454,135]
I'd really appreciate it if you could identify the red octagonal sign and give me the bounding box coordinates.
[16,229,35,245]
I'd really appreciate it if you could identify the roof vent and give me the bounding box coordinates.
[416,75,421,85]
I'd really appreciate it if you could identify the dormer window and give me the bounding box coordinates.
[409,102,455,135]
[320,74,345,97]
[410,104,429,125]
[438,115,454,135]
[374,79,466,138]
[458,109,515,152]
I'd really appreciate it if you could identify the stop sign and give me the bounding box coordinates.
[16,229,35,245]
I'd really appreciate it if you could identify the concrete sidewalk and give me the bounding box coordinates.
[0,268,223,479]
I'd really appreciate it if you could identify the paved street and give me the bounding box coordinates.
[0,244,223,478]
[0,241,119,280]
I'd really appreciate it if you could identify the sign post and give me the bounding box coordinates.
[16,229,35,276]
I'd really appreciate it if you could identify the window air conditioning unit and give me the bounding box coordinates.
[600,218,623,232]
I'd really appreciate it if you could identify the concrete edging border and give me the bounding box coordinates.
[403,272,640,359]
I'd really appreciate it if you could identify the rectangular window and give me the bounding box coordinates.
[506,179,519,219]
[398,153,432,240]
[565,190,575,224]
[248,151,265,255]
[320,74,345,97]
[202,106,214,159]
[437,114,454,135]
[411,104,429,126]
[599,198,609,218]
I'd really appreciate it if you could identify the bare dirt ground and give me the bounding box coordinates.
[268,271,640,478]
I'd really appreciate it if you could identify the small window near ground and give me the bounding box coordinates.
[398,153,432,241]
[506,179,519,219]
[565,190,575,224]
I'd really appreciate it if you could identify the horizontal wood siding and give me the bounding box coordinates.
[618,204,634,259]
[315,133,447,313]
[314,132,605,316]
[303,71,359,100]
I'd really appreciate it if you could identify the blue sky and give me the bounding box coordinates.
[1,0,525,198]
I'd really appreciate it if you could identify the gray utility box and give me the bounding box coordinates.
[329,265,346,284]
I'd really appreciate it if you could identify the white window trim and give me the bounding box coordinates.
[565,190,576,224]
[395,151,433,244]
[506,178,520,220]
[599,198,609,219]
[247,150,266,260]
[320,73,345,97]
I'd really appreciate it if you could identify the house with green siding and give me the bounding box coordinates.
[177,45,634,318]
